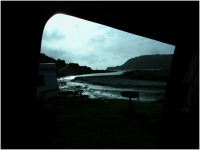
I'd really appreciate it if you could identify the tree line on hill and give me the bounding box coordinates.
[39,53,114,78]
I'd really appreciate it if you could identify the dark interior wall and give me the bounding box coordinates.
[2,2,198,149]
[157,45,199,148]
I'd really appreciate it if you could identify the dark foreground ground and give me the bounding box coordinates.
[35,96,164,149]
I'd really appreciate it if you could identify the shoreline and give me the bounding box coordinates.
[71,75,167,90]
[56,70,117,78]
[58,75,167,101]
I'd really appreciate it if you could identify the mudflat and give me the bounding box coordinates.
[71,75,167,89]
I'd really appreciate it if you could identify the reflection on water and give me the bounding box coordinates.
[58,80,165,102]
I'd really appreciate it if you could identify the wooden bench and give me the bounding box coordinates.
[121,91,139,110]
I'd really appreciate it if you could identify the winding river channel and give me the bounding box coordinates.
[57,70,166,102]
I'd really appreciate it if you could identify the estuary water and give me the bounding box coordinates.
[57,69,163,82]
[57,69,166,102]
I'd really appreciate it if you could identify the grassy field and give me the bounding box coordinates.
[118,69,170,81]
[36,95,164,149]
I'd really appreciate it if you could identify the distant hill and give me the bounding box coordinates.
[106,54,173,70]
[39,53,115,78]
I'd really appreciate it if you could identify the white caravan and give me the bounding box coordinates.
[36,63,59,102]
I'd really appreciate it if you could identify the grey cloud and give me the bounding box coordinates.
[111,56,117,60]
[78,53,99,64]
[74,24,79,29]
[105,29,115,37]
[90,35,106,43]
[42,28,65,42]
[97,25,106,30]
[85,35,107,50]
[42,30,50,41]
[105,30,175,61]
[137,42,144,46]
[52,28,65,40]
[144,39,157,45]
[41,43,74,63]
[98,57,107,63]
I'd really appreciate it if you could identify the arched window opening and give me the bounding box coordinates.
[38,13,176,149]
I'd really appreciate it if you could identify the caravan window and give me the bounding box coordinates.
[38,75,45,87]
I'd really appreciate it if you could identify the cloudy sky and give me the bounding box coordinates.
[41,14,175,70]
